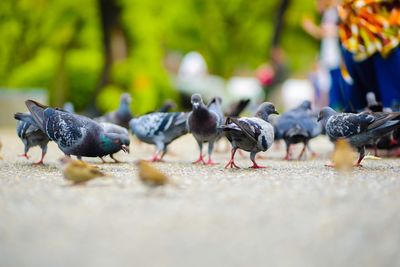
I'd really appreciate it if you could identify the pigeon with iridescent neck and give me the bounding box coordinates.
[25,100,129,161]
[187,94,224,165]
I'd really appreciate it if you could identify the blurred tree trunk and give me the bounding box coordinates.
[52,19,83,107]
[89,0,129,115]
[271,0,291,52]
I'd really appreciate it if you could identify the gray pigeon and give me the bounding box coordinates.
[25,100,129,161]
[274,100,321,160]
[318,107,400,166]
[130,112,188,161]
[219,102,278,168]
[14,112,51,164]
[187,94,224,165]
[95,93,133,128]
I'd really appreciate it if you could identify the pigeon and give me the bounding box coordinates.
[187,94,224,165]
[274,100,321,160]
[95,93,133,128]
[129,112,188,161]
[318,107,400,166]
[25,100,129,161]
[60,157,107,185]
[14,112,51,164]
[364,93,397,156]
[137,160,177,188]
[219,102,278,168]
[366,92,383,113]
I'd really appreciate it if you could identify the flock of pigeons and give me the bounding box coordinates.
[12,91,400,173]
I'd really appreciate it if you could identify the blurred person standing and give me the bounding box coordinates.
[338,0,400,110]
[303,0,344,110]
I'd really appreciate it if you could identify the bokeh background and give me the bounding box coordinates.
[0,0,319,118]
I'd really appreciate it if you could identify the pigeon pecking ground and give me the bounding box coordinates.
[0,128,400,267]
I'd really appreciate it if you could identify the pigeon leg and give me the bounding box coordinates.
[354,147,365,167]
[298,142,307,160]
[149,143,165,162]
[33,146,47,165]
[159,147,168,161]
[224,148,240,169]
[284,143,291,160]
[19,153,30,159]
[249,151,266,168]
[193,141,205,164]
[149,153,162,162]
[110,154,121,163]
[19,146,30,159]
[99,157,106,163]
[206,140,218,165]
[373,144,379,157]
[77,156,82,160]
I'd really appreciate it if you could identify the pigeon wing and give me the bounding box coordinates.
[229,117,258,144]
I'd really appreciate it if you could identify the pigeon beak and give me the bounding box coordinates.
[192,102,200,109]
[273,110,279,115]
[317,115,322,122]
[121,145,130,153]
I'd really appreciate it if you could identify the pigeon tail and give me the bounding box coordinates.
[226,99,251,117]
[25,100,48,132]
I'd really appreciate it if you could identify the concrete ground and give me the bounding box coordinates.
[0,128,400,267]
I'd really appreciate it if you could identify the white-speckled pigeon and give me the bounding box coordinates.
[14,112,51,164]
[130,112,188,161]
[95,93,133,128]
[274,100,321,160]
[219,102,278,168]
[25,100,129,161]
[318,106,400,166]
[187,94,224,165]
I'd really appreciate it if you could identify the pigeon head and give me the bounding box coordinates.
[299,100,312,111]
[191,94,204,109]
[100,133,130,154]
[120,93,132,105]
[255,102,279,121]
[317,107,337,128]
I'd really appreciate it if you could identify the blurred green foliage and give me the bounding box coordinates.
[0,0,318,113]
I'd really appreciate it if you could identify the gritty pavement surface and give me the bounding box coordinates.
[0,128,400,267]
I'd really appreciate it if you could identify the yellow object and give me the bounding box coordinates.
[63,159,106,185]
[332,139,357,171]
[137,160,177,188]
[364,154,382,160]
[338,0,400,60]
